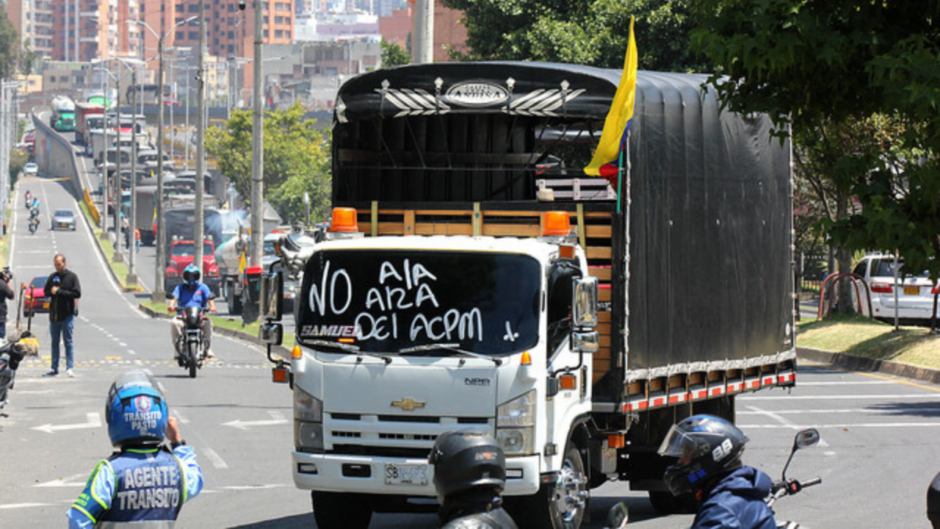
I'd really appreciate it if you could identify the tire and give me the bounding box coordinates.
[187,341,198,378]
[514,444,589,529]
[312,491,372,529]
[648,490,698,515]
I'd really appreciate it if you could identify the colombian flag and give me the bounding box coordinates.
[584,16,638,181]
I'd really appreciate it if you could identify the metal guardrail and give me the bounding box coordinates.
[30,110,89,200]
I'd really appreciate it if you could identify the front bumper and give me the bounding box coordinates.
[292,451,541,497]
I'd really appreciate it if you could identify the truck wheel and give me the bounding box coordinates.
[514,444,588,529]
[648,490,697,515]
[227,284,243,315]
[311,491,372,529]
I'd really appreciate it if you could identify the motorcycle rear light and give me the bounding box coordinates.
[871,282,893,293]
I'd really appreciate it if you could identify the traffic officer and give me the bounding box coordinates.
[67,370,204,528]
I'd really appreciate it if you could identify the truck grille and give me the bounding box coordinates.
[326,413,494,458]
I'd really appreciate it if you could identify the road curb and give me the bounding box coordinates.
[137,303,291,357]
[797,347,940,385]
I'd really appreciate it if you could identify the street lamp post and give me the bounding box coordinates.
[195,0,206,280]
[114,67,123,264]
[92,64,115,240]
[250,0,264,270]
[134,16,197,302]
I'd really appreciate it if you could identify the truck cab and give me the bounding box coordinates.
[165,239,220,295]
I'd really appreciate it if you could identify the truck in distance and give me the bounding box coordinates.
[50,95,76,132]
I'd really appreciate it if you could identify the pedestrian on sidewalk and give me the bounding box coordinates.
[43,254,81,377]
[0,268,14,339]
[66,370,204,528]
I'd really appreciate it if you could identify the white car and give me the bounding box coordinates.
[853,255,939,321]
[23,162,38,176]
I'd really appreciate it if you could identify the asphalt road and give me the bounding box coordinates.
[4,137,938,528]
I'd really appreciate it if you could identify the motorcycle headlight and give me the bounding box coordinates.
[294,386,324,453]
[497,390,536,455]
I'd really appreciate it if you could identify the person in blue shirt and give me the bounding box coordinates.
[658,414,776,529]
[67,370,204,528]
[168,265,218,359]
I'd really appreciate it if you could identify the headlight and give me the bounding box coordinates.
[497,390,536,455]
[294,386,324,452]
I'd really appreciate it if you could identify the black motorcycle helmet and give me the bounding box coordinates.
[429,429,506,502]
[658,414,749,496]
[182,265,201,286]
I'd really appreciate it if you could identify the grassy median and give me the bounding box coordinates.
[78,200,141,291]
[797,313,940,370]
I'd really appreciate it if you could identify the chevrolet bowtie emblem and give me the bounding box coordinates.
[391,397,426,412]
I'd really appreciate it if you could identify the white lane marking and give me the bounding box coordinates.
[740,422,940,429]
[796,381,895,386]
[740,394,940,400]
[738,408,940,415]
[744,405,830,447]
[221,484,288,491]
[268,410,286,421]
[222,418,289,430]
[0,503,53,509]
[128,349,137,355]
[118,342,127,347]
[32,412,102,434]
[16,250,51,254]
[75,186,147,320]
[34,473,88,487]
[173,409,190,424]
[202,447,229,469]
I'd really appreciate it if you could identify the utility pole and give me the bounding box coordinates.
[249,0,264,269]
[101,66,110,239]
[1,81,7,234]
[114,68,124,263]
[194,0,206,278]
[127,65,138,285]
[412,0,434,64]
[155,37,168,302]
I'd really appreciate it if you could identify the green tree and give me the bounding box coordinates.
[0,6,20,79]
[380,39,411,68]
[18,42,38,75]
[206,102,332,224]
[441,0,710,72]
[690,0,940,282]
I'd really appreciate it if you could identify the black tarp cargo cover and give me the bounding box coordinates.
[331,62,794,382]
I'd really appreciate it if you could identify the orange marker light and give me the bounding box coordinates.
[338,338,356,344]
[330,208,359,232]
[272,367,289,383]
[559,245,575,259]
[292,345,303,359]
[543,211,571,237]
[607,434,625,449]
[520,351,532,366]
[559,374,577,390]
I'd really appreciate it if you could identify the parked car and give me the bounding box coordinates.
[23,275,50,317]
[853,254,940,321]
[23,162,38,176]
[51,209,77,231]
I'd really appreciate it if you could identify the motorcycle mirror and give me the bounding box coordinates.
[604,502,629,529]
[793,428,821,451]
[782,428,821,481]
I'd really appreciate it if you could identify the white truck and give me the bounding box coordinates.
[268,63,797,528]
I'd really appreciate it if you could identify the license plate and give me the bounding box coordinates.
[384,463,428,486]
[904,286,921,296]
[43,302,49,309]
[60,223,68,227]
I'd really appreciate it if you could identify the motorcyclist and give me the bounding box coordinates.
[66,370,204,528]
[429,429,518,529]
[658,414,776,529]
[168,265,217,359]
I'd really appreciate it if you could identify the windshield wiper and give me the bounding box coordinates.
[307,339,392,365]
[399,343,502,366]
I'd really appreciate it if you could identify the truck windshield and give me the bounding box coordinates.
[172,242,215,256]
[297,250,541,356]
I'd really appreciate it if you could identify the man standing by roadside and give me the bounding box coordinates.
[43,254,81,377]
[0,268,14,339]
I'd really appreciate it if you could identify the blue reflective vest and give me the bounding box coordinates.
[68,445,203,529]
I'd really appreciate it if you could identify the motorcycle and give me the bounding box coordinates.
[0,331,31,415]
[27,217,39,234]
[176,307,208,378]
[767,428,823,529]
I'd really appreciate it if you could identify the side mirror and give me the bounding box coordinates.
[572,276,598,328]
[604,502,629,529]
[260,271,283,321]
[260,322,283,346]
[571,331,599,354]
[794,428,820,450]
